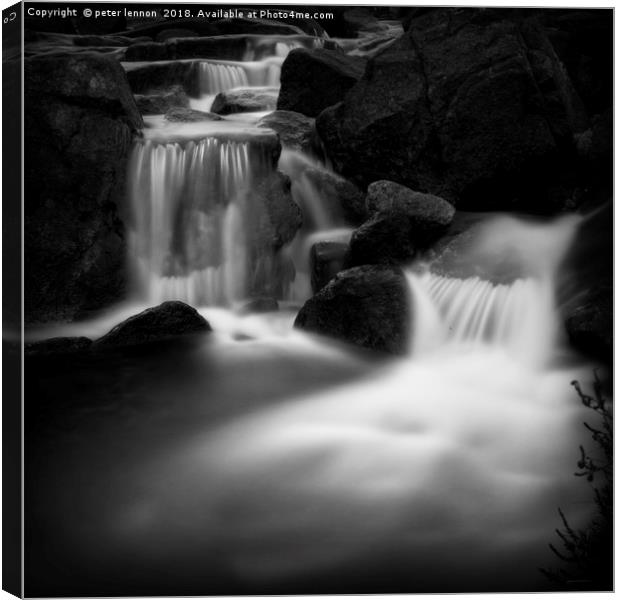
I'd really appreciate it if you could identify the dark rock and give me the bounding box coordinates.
[124,61,199,96]
[317,9,592,212]
[239,297,279,314]
[278,48,366,117]
[25,336,93,356]
[564,287,612,364]
[250,171,302,251]
[348,214,417,267]
[24,53,142,323]
[164,106,222,122]
[257,110,318,154]
[123,40,170,61]
[311,241,349,293]
[134,86,190,115]
[155,28,199,42]
[295,265,410,354]
[95,301,211,347]
[544,9,612,115]
[211,87,279,115]
[348,181,455,267]
[366,180,455,241]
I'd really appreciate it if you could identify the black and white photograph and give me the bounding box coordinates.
[2,1,614,597]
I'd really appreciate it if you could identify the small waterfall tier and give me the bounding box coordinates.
[407,214,581,367]
[128,134,290,307]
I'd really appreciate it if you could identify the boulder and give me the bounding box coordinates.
[24,52,142,323]
[348,181,455,267]
[212,87,279,115]
[25,336,93,356]
[564,287,612,364]
[317,9,592,212]
[277,48,366,117]
[134,86,190,115]
[95,301,211,347]
[311,241,349,293]
[124,61,200,96]
[257,110,318,154]
[294,265,410,354]
[164,106,222,122]
[348,215,416,267]
[366,181,455,242]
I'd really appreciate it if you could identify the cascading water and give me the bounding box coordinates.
[29,20,606,596]
[127,136,274,306]
[198,62,249,95]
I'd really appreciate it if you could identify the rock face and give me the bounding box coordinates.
[164,106,222,122]
[311,241,349,293]
[211,87,279,115]
[257,110,318,155]
[124,62,199,96]
[278,48,366,117]
[348,181,455,266]
[295,265,410,354]
[251,171,302,251]
[25,52,143,323]
[134,85,190,115]
[95,301,211,347]
[564,287,612,364]
[317,9,593,212]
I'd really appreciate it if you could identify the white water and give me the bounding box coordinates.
[92,213,597,591]
[127,136,270,306]
[88,29,605,592]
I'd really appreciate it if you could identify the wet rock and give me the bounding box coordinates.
[348,181,455,267]
[25,337,93,356]
[278,48,366,117]
[24,52,142,323]
[123,40,170,61]
[366,181,455,243]
[164,106,222,122]
[348,215,417,267]
[564,287,612,364]
[295,265,410,354]
[317,9,592,212]
[311,241,349,293]
[124,61,199,96]
[211,87,279,115]
[251,171,302,251]
[134,85,190,115]
[257,110,318,154]
[95,301,211,347]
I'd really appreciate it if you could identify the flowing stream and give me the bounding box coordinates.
[26,28,600,597]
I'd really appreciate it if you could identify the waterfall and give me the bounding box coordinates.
[127,137,274,306]
[406,214,580,367]
[198,62,249,95]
